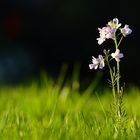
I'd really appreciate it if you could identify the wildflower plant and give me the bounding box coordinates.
[89,18,132,134]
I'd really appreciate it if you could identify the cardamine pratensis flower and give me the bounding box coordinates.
[121,25,132,37]
[97,18,124,45]
[107,18,122,31]
[89,55,105,70]
[97,27,115,45]
[111,49,124,62]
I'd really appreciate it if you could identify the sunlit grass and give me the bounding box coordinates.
[0,68,139,139]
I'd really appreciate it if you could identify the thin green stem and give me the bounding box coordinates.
[118,36,123,47]
[117,62,120,94]
[116,36,123,95]
[106,56,116,101]
[114,36,120,94]
[114,36,118,49]
[114,34,121,124]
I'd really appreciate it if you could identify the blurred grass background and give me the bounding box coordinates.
[0,65,139,139]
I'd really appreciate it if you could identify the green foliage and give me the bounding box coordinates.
[0,74,139,139]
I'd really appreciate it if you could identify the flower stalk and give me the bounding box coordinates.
[89,18,132,134]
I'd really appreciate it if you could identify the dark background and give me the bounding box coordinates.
[0,0,139,85]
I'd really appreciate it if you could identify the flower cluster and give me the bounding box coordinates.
[97,18,132,45]
[89,18,132,70]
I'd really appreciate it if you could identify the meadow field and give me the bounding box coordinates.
[0,68,140,140]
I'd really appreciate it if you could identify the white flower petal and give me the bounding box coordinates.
[119,53,124,58]
[92,59,99,64]
[115,49,120,55]
[92,56,96,59]
[113,18,118,23]
[117,23,122,28]
[97,37,105,45]
[98,55,103,60]
[115,58,120,62]
[94,65,98,70]
[99,61,105,69]
[89,64,94,69]
[111,53,115,58]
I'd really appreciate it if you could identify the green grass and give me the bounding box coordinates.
[0,72,140,139]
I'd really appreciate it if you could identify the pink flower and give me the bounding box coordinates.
[121,25,132,37]
[89,55,105,70]
[97,27,115,45]
[111,49,124,62]
[108,18,122,31]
